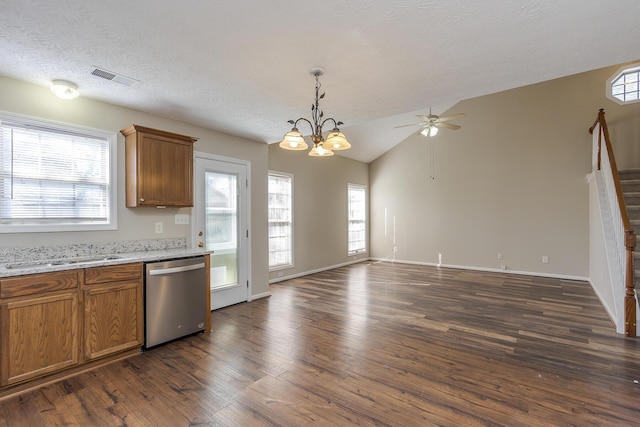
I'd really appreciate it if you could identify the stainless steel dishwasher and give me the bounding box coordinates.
[144,256,207,348]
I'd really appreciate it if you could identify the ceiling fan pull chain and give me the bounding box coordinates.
[430,141,436,180]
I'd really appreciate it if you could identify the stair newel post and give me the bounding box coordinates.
[624,230,637,337]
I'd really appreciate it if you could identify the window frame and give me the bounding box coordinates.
[0,111,117,233]
[268,170,294,271]
[347,183,367,256]
[606,63,640,105]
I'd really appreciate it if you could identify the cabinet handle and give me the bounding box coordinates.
[198,242,204,247]
[139,197,145,203]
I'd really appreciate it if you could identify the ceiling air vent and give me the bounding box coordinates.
[90,67,138,86]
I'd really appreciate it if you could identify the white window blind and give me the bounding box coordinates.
[268,172,292,269]
[0,116,115,231]
[348,183,366,255]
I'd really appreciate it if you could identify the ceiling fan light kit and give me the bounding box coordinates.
[421,126,438,137]
[278,67,350,157]
[395,109,465,137]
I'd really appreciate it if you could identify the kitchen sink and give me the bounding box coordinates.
[66,255,122,264]
[4,255,122,270]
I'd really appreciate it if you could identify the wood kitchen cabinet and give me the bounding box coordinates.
[0,270,81,386]
[120,124,198,207]
[0,263,143,397]
[83,263,143,361]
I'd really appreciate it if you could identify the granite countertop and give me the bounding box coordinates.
[0,238,211,278]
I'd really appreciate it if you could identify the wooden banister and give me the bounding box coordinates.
[590,109,637,336]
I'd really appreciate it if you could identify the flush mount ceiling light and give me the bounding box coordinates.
[50,79,79,100]
[279,67,350,157]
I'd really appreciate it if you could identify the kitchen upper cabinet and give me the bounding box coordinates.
[83,263,143,361]
[0,271,81,386]
[121,125,198,207]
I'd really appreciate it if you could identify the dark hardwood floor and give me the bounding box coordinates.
[1,261,639,426]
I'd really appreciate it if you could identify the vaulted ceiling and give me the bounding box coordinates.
[1,1,639,163]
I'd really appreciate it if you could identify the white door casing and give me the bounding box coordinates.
[194,153,250,310]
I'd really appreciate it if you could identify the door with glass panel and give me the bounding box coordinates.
[194,155,249,310]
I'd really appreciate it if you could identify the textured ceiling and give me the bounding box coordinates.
[0,1,639,163]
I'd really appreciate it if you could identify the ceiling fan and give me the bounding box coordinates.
[394,109,466,137]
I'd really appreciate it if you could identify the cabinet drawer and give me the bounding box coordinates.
[0,270,79,299]
[84,263,142,285]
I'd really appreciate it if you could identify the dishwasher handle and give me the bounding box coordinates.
[148,262,206,276]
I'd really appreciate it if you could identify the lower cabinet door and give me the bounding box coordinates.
[0,292,80,386]
[84,282,143,361]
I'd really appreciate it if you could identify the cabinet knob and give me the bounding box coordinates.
[198,231,203,236]
[198,242,204,248]
[139,197,145,203]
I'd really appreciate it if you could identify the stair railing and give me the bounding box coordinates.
[589,109,637,336]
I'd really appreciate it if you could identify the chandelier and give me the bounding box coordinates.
[278,67,350,157]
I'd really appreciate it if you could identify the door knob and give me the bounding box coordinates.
[198,231,203,236]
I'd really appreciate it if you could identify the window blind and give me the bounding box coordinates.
[0,120,111,225]
[268,172,292,268]
[348,184,366,254]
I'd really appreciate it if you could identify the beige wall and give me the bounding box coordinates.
[370,63,640,278]
[0,76,270,299]
[268,145,369,281]
[2,61,639,293]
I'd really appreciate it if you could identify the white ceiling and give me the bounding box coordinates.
[1,1,639,163]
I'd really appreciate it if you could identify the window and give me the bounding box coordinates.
[205,171,237,251]
[607,64,640,105]
[268,171,293,269]
[348,183,366,255]
[0,113,116,232]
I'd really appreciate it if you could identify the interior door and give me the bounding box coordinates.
[194,154,249,310]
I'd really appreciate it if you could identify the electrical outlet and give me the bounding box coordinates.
[155,222,163,234]
[542,256,549,263]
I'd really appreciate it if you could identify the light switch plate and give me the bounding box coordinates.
[175,214,189,225]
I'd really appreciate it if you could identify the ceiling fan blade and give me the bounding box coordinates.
[394,122,425,129]
[415,115,429,120]
[436,122,461,130]
[437,113,466,122]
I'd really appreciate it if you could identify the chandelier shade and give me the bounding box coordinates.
[308,143,334,157]
[278,67,349,157]
[324,129,350,150]
[278,128,308,150]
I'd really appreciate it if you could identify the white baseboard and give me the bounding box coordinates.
[368,257,590,282]
[249,291,271,302]
[268,258,367,284]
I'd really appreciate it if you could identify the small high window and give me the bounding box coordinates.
[607,64,640,105]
